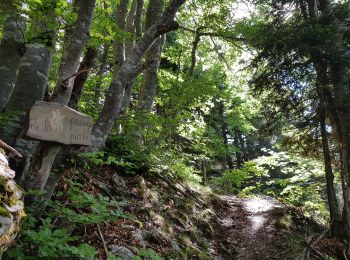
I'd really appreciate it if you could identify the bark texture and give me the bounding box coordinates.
[1,44,53,147]
[23,0,96,196]
[68,46,98,110]
[136,0,165,111]
[137,36,165,112]
[330,56,350,249]
[319,97,342,237]
[51,0,97,105]
[94,44,110,108]
[0,16,25,112]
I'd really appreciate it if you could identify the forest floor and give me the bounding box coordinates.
[211,196,290,259]
[58,167,344,259]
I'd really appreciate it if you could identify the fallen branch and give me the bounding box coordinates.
[0,139,22,158]
[97,223,109,256]
[299,228,329,259]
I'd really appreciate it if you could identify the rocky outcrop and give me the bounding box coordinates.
[0,143,24,256]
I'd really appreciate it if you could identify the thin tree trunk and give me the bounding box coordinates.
[112,0,129,72]
[0,16,26,112]
[94,44,110,108]
[189,28,201,77]
[238,132,247,162]
[312,56,343,238]
[135,0,144,37]
[234,132,243,168]
[68,46,98,110]
[319,100,343,237]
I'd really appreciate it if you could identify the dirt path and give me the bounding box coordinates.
[212,195,293,260]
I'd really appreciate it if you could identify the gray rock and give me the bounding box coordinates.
[131,229,147,246]
[112,174,126,191]
[109,244,134,259]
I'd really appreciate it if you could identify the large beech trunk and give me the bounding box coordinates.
[22,0,96,197]
[1,44,53,147]
[137,35,165,111]
[136,0,164,112]
[0,16,26,112]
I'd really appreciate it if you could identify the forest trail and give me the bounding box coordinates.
[212,196,297,260]
[58,171,338,259]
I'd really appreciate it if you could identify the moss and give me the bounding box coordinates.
[0,206,10,217]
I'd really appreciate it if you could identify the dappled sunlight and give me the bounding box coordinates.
[244,198,280,234]
[249,215,266,232]
[244,198,276,213]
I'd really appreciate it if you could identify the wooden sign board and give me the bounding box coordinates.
[27,101,93,146]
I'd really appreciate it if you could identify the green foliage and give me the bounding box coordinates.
[60,180,131,224]
[81,151,137,172]
[249,151,330,221]
[212,162,258,193]
[134,248,162,260]
[6,216,97,259]
[6,180,132,259]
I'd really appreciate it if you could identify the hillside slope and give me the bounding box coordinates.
[49,166,344,260]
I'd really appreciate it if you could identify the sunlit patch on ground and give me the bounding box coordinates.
[244,197,281,234]
[244,197,276,213]
[249,215,266,232]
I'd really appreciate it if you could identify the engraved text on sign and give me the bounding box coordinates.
[27,101,93,145]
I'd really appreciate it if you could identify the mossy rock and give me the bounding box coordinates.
[0,149,24,256]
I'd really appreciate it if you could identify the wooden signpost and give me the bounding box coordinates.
[27,101,93,146]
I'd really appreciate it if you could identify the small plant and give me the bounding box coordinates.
[5,180,133,259]
[6,217,97,259]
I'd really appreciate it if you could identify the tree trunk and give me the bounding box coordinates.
[234,132,243,168]
[189,28,201,77]
[311,55,343,238]
[91,0,186,150]
[137,36,165,111]
[137,0,164,112]
[135,0,144,37]
[1,44,53,146]
[94,44,110,108]
[23,0,96,198]
[319,99,343,237]
[121,0,143,113]
[112,0,129,73]
[330,57,350,251]
[0,16,26,112]
[41,47,98,201]
[51,0,96,105]
[68,46,98,110]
